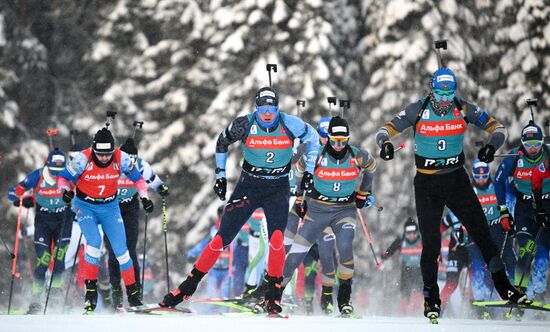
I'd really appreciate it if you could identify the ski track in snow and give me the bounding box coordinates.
[1,314,548,332]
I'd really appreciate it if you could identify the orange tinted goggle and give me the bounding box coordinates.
[328,135,349,145]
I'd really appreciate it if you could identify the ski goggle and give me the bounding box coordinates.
[328,135,349,147]
[522,140,542,149]
[257,105,279,115]
[94,151,113,157]
[433,89,455,103]
[473,173,489,180]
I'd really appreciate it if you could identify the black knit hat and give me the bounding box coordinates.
[92,128,115,154]
[404,217,418,232]
[328,116,350,137]
[120,138,138,155]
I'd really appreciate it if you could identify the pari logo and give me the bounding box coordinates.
[424,156,461,168]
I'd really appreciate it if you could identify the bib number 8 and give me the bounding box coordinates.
[333,183,341,192]
[437,139,446,151]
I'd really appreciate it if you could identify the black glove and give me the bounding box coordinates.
[213,177,227,200]
[498,205,515,234]
[355,193,367,209]
[158,184,170,197]
[141,197,154,213]
[294,196,308,218]
[380,141,394,161]
[535,210,550,229]
[300,172,314,191]
[22,197,35,208]
[62,190,75,204]
[478,144,496,163]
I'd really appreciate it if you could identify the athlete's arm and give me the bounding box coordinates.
[215,116,251,178]
[57,152,87,190]
[375,100,422,148]
[122,152,149,199]
[382,237,402,259]
[493,154,516,205]
[462,99,507,150]
[283,115,320,174]
[356,148,377,194]
[7,169,41,201]
[139,159,165,192]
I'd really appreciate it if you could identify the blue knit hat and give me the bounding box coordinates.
[431,68,456,91]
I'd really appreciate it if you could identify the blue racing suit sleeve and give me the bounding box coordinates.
[494,153,516,206]
[59,152,87,183]
[121,152,143,182]
[282,114,320,174]
[7,169,41,201]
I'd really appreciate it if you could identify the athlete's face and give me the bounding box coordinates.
[257,106,277,124]
[522,140,543,157]
[320,136,328,145]
[95,152,113,165]
[473,175,489,186]
[328,135,349,152]
[405,231,418,242]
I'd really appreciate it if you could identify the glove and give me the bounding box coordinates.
[294,196,308,218]
[478,144,496,163]
[300,172,314,191]
[498,205,515,233]
[355,192,376,209]
[535,210,550,229]
[141,197,154,213]
[380,141,394,161]
[62,190,75,204]
[213,177,227,200]
[158,184,170,197]
[22,197,35,208]
[381,252,390,260]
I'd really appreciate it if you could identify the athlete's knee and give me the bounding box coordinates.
[269,230,284,251]
[85,245,101,266]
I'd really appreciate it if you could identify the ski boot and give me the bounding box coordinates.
[472,303,491,320]
[126,283,142,307]
[337,279,354,317]
[423,285,441,324]
[304,297,314,315]
[241,283,257,301]
[159,267,206,307]
[84,280,98,314]
[490,258,529,304]
[27,302,43,315]
[246,276,269,301]
[111,286,123,310]
[264,276,283,315]
[320,286,334,315]
[99,284,111,309]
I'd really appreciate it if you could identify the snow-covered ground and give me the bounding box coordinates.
[1,314,549,332]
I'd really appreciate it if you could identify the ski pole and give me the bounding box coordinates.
[8,197,25,314]
[507,226,543,317]
[162,198,171,292]
[0,231,15,259]
[22,208,34,281]
[141,212,149,299]
[356,208,381,268]
[394,142,406,152]
[63,231,82,312]
[44,207,70,314]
